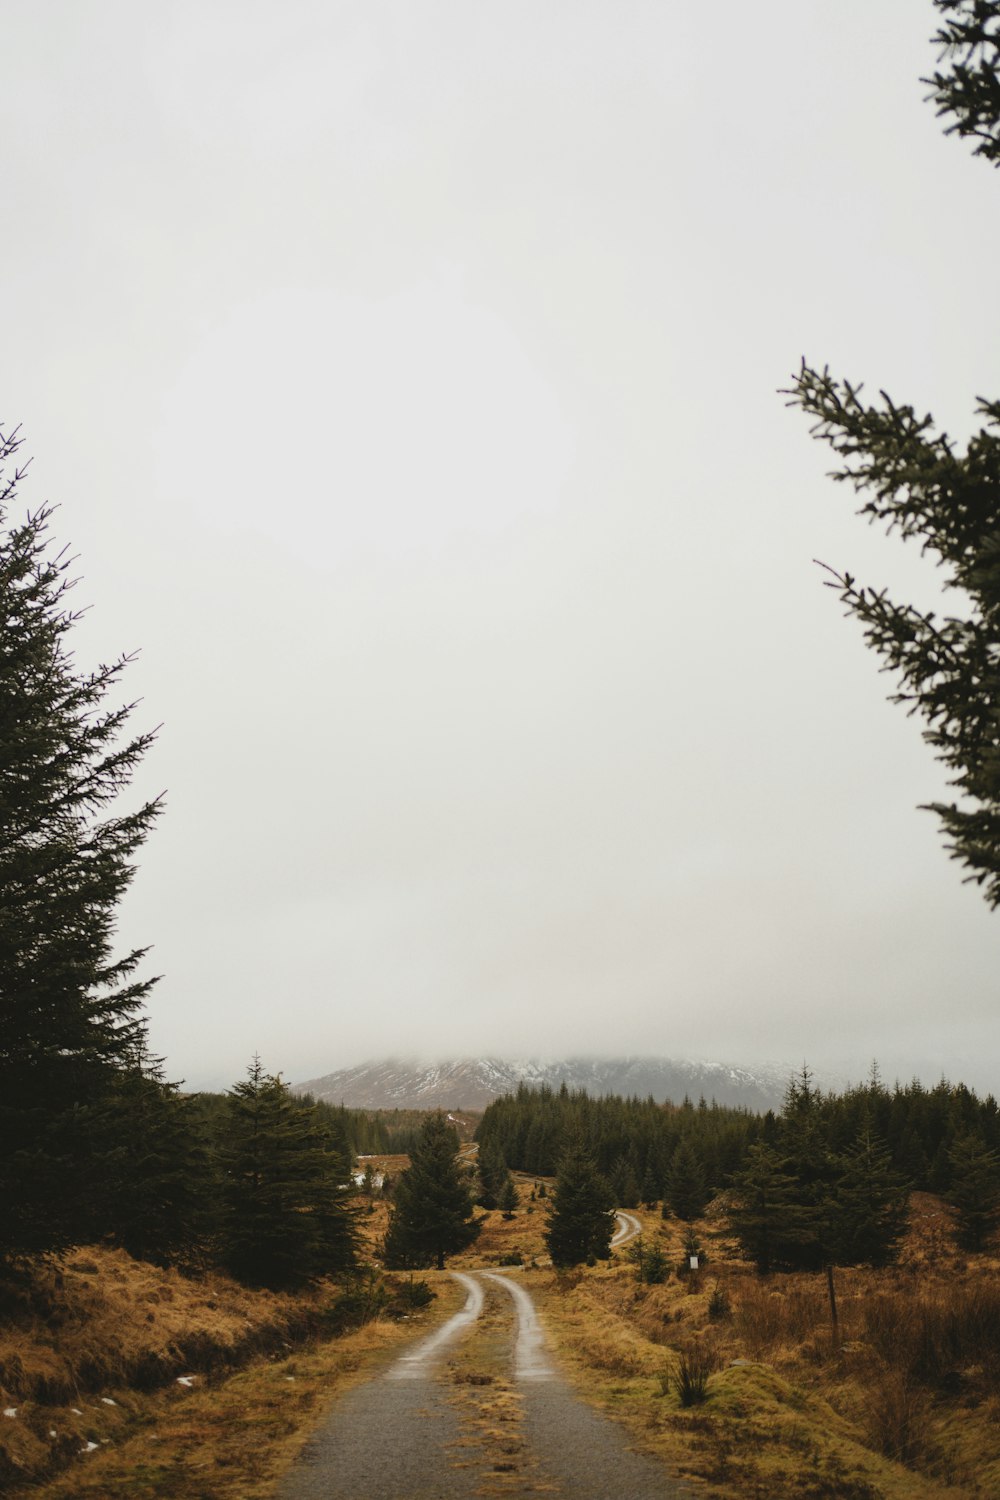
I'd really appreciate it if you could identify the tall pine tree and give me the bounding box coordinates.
[100,1049,215,1267]
[382,1112,479,1270]
[946,1132,1000,1250]
[221,1058,358,1289]
[726,1143,817,1276]
[544,1136,616,1267]
[831,1126,910,1269]
[665,1139,710,1222]
[0,427,161,1266]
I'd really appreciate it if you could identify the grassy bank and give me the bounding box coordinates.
[531,1195,1000,1498]
[0,1245,460,1497]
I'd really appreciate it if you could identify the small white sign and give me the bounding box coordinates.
[689,1255,699,1270]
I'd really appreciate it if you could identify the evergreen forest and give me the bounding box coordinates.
[477,1069,1000,1266]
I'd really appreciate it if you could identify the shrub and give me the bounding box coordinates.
[642,1246,670,1285]
[707,1285,731,1322]
[860,1282,1000,1390]
[661,1340,718,1406]
[325,1270,389,1331]
[392,1276,435,1311]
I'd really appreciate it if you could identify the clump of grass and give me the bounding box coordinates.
[860,1369,930,1467]
[660,1340,718,1406]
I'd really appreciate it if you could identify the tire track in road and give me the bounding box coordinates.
[481,1272,552,1382]
[275,1268,691,1499]
[484,1271,692,1499]
[387,1272,484,1380]
[611,1210,643,1248]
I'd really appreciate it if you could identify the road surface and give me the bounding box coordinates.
[611,1211,642,1248]
[275,1269,690,1499]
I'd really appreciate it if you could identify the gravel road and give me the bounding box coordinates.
[274,1270,691,1499]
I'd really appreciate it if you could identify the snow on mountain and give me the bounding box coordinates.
[293,1056,822,1113]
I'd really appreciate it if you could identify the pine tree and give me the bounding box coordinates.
[0,427,161,1266]
[788,5,1000,906]
[221,1058,357,1288]
[727,1144,817,1275]
[831,1127,910,1268]
[100,1050,215,1267]
[612,1156,641,1209]
[776,1068,837,1272]
[946,1132,1000,1250]
[640,1163,661,1209]
[544,1137,616,1267]
[926,0,1000,165]
[665,1139,710,1222]
[382,1112,479,1270]
[498,1175,519,1219]
[476,1139,509,1210]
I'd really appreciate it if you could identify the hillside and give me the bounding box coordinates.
[294,1055,804,1112]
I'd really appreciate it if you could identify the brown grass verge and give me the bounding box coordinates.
[0,1249,463,1497]
[532,1199,1000,1499]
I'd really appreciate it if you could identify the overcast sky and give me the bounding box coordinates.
[5,1,1000,1094]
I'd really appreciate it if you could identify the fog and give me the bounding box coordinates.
[4,1,999,1094]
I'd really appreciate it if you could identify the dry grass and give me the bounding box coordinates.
[17,1283,464,1500]
[450,1179,553,1272]
[9,1180,999,1500]
[0,1246,463,1497]
[532,1198,1000,1499]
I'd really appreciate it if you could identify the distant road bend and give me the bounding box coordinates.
[277,1267,691,1499]
[611,1211,642,1248]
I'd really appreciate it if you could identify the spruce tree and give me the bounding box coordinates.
[382,1112,479,1270]
[640,1163,661,1209]
[544,1137,616,1267]
[831,1127,910,1268]
[0,427,161,1266]
[788,3,1000,906]
[926,0,1000,165]
[476,1139,509,1210]
[946,1132,1000,1250]
[221,1058,357,1288]
[498,1175,519,1219]
[100,1050,215,1267]
[612,1156,641,1210]
[665,1139,710,1222]
[727,1144,817,1275]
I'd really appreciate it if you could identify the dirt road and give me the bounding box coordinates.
[275,1271,690,1499]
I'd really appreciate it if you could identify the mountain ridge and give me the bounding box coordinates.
[293,1055,823,1113]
